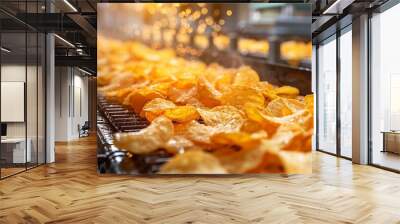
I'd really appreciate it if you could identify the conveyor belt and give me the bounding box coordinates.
[97,95,172,174]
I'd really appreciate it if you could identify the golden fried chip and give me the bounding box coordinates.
[244,106,281,136]
[275,110,313,131]
[281,129,313,152]
[274,86,299,97]
[261,124,308,153]
[210,132,262,150]
[164,106,200,123]
[247,151,285,173]
[114,116,174,154]
[213,147,266,173]
[167,82,198,105]
[245,139,311,174]
[233,66,260,87]
[180,121,219,145]
[241,119,264,133]
[142,98,176,121]
[304,94,314,114]
[286,99,306,112]
[160,150,227,174]
[265,98,294,117]
[214,70,234,92]
[278,151,312,174]
[164,136,195,154]
[220,86,265,110]
[197,76,222,107]
[125,88,165,114]
[197,106,245,132]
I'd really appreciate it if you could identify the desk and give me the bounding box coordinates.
[381,131,400,154]
[1,138,31,163]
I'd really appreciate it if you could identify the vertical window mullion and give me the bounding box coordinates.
[337,29,341,157]
[25,1,28,171]
[316,44,319,150]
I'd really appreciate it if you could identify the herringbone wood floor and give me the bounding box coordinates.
[1,136,400,224]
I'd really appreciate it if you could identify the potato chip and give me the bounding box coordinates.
[281,129,313,152]
[245,139,311,173]
[197,76,222,107]
[213,147,266,173]
[220,86,265,110]
[286,99,306,112]
[210,132,262,150]
[197,106,245,132]
[244,106,281,136]
[125,88,165,114]
[260,124,308,153]
[278,151,312,174]
[176,121,220,146]
[160,150,227,174]
[265,98,294,117]
[274,86,299,97]
[142,98,176,121]
[214,70,235,92]
[167,80,198,105]
[304,94,314,114]
[275,110,313,131]
[99,37,314,174]
[164,106,200,123]
[240,119,264,133]
[114,116,174,154]
[233,66,260,87]
[164,135,195,154]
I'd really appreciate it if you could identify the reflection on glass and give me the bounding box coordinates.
[371,4,400,171]
[38,33,46,165]
[27,31,38,169]
[318,37,337,154]
[340,29,352,158]
[1,32,27,177]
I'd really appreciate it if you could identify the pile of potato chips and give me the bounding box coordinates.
[98,36,314,174]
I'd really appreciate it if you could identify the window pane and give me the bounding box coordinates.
[27,31,38,169]
[1,31,27,177]
[318,37,337,154]
[340,29,352,158]
[371,4,400,171]
[38,33,46,165]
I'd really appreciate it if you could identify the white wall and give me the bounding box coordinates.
[54,67,89,141]
[1,65,31,138]
[1,64,45,163]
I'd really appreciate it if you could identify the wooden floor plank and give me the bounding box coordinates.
[0,136,400,224]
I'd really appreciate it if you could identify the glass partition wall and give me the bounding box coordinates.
[0,3,46,179]
[316,26,352,159]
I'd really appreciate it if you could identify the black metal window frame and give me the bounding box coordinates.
[314,19,353,161]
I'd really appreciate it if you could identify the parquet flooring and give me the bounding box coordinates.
[1,135,400,224]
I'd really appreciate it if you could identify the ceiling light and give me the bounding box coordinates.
[63,0,78,12]
[78,67,93,76]
[54,34,75,48]
[323,0,354,15]
[1,47,11,53]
